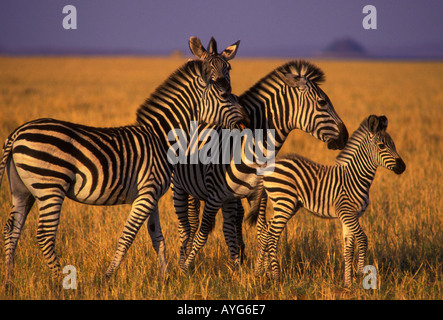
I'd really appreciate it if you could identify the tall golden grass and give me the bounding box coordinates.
[0,57,441,299]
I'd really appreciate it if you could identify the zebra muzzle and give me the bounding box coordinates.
[327,122,348,150]
[393,158,406,174]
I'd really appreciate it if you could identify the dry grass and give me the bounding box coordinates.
[0,57,441,300]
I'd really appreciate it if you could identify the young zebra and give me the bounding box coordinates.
[172,60,349,271]
[0,37,244,282]
[246,115,406,286]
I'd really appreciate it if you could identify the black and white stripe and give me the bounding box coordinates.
[246,115,406,286]
[172,60,349,271]
[0,37,244,281]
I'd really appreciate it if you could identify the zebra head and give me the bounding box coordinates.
[190,36,248,130]
[275,60,348,150]
[367,115,406,175]
[189,36,240,92]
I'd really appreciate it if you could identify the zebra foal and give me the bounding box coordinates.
[247,115,406,286]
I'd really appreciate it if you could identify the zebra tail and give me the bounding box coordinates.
[0,127,20,187]
[208,217,216,234]
[245,182,265,227]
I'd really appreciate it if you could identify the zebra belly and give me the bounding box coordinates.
[355,197,369,218]
[226,165,262,198]
[302,192,339,219]
[305,207,339,219]
[173,163,235,202]
[66,178,138,205]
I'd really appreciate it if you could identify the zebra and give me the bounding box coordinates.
[171,60,349,272]
[246,114,406,286]
[0,36,245,283]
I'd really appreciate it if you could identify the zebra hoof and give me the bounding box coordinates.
[180,261,194,275]
[239,245,247,264]
[228,258,241,272]
[50,267,63,284]
[105,266,116,278]
[4,278,15,294]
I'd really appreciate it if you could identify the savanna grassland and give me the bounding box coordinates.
[0,56,442,300]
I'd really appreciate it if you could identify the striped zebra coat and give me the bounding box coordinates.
[0,37,244,282]
[172,60,349,271]
[246,115,406,286]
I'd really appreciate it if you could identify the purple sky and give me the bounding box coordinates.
[1,0,442,57]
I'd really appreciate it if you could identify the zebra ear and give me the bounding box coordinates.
[189,36,208,59]
[276,71,307,89]
[368,115,388,134]
[207,37,218,55]
[378,115,388,131]
[221,40,240,61]
[368,115,380,134]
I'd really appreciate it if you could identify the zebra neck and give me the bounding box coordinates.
[137,110,196,150]
[135,62,204,150]
[337,139,378,191]
[239,81,292,152]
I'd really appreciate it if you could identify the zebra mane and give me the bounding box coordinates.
[136,60,204,126]
[335,117,371,164]
[241,60,325,100]
[276,60,326,85]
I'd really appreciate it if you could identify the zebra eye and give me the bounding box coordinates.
[318,99,327,107]
[378,143,386,150]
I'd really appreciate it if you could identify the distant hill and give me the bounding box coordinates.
[1,38,442,59]
[316,38,370,58]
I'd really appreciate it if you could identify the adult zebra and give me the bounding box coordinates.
[246,115,406,286]
[0,37,244,282]
[172,60,349,271]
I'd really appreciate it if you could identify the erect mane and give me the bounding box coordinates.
[136,59,204,126]
[242,60,326,99]
[335,118,370,164]
[277,60,326,85]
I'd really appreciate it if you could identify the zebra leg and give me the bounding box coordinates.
[221,201,241,269]
[147,206,168,278]
[181,198,221,273]
[172,186,191,268]
[106,194,160,278]
[235,199,246,263]
[35,194,65,279]
[340,214,367,286]
[3,160,35,283]
[354,220,368,276]
[341,224,355,287]
[252,193,269,277]
[266,201,299,283]
[255,224,270,277]
[255,193,268,240]
[187,195,200,257]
